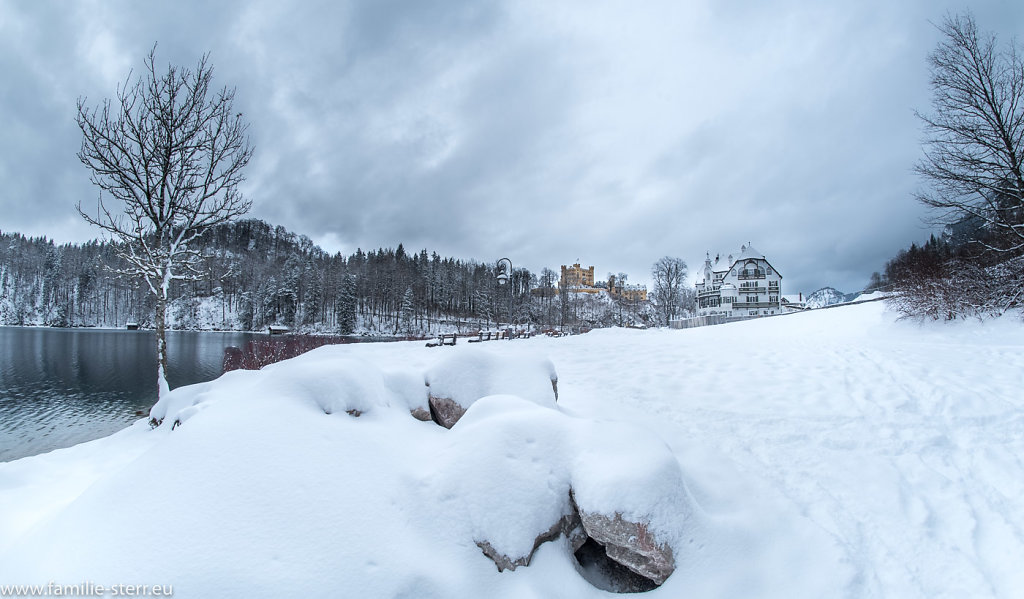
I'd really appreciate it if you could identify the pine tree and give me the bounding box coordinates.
[336,274,357,335]
[399,286,415,333]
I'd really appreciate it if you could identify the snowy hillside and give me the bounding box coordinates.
[1,302,1023,598]
[804,286,854,308]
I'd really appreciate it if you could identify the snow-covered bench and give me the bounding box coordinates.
[426,334,458,347]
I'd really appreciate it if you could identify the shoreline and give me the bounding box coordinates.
[0,323,421,340]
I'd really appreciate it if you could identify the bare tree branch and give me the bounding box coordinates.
[76,44,253,405]
[651,257,689,326]
[914,12,1024,254]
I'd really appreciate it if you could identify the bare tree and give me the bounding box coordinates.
[651,256,688,326]
[915,13,1024,254]
[77,46,253,404]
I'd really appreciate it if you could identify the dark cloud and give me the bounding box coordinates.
[1,0,1022,295]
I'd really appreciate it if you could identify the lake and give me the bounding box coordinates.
[0,327,258,462]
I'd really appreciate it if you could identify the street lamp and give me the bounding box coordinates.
[496,257,512,285]
[496,258,513,336]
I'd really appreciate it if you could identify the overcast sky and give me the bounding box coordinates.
[2,0,1022,294]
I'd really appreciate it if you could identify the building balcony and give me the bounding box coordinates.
[738,286,766,294]
[737,271,766,280]
[731,301,778,309]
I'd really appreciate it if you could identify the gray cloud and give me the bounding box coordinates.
[1,0,1022,295]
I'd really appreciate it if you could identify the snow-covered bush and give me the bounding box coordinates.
[889,256,1024,321]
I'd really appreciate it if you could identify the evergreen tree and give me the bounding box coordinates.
[399,286,415,333]
[336,274,357,335]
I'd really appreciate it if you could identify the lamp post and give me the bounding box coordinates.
[495,257,513,337]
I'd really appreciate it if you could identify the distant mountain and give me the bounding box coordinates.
[804,287,857,309]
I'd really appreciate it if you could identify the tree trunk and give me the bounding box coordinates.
[155,291,170,401]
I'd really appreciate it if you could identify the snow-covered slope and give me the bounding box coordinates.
[1,302,1023,598]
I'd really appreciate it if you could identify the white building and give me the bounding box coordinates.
[695,244,783,318]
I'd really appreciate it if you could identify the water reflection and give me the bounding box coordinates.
[0,327,256,462]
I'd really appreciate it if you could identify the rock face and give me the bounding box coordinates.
[574,504,675,586]
[475,492,676,589]
[409,407,432,422]
[424,350,558,428]
[427,396,467,429]
[477,512,582,571]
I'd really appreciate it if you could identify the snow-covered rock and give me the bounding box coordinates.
[421,395,577,569]
[145,348,685,589]
[569,419,692,586]
[382,368,431,419]
[431,395,693,587]
[424,349,558,428]
[149,350,429,427]
[574,507,675,587]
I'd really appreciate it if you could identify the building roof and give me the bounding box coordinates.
[699,243,783,290]
[737,244,762,260]
[707,244,766,273]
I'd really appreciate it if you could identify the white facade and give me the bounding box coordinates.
[695,244,783,318]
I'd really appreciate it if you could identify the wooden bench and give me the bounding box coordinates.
[468,331,506,343]
[426,334,458,348]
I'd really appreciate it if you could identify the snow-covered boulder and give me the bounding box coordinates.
[144,347,688,590]
[420,395,693,588]
[477,512,584,572]
[569,419,692,587]
[149,352,428,427]
[423,349,558,428]
[573,507,675,588]
[382,368,431,420]
[420,395,575,569]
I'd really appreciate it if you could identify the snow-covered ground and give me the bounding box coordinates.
[1,302,1022,598]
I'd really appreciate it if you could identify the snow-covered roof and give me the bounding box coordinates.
[706,244,769,275]
[737,244,762,261]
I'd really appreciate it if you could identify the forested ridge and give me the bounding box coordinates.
[0,219,651,333]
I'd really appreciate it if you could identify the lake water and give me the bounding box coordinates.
[0,327,258,462]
